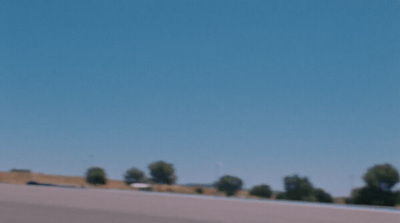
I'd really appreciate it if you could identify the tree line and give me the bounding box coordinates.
[86,160,177,185]
[85,162,400,207]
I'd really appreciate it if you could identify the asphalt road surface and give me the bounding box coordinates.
[1,184,399,223]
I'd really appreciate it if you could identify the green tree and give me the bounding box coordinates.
[363,164,399,192]
[276,192,286,200]
[86,167,107,185]
[351,187,398,206]
[283,175,314,201]
[215,175,243,196]
[148,161,177,184]
[349,164,400,206]
[124,167,146,185]
[313,188,333,203]
[397,191,400,205]
[249,184,272,198]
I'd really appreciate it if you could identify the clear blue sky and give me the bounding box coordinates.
[1,0,399,196]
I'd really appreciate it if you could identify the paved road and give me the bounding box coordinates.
[0,184,399,223]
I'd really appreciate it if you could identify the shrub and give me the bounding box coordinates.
[195,187,204,194]
[283,175,314,201]
[86,167,107,185]
[215,175,243,196]
[276,192,286,200]
[314,188,333,203]
[352,186,398,206]
[250,184,272,198]
[397,191,400,205]
[148,161,177,184]
[124,167,146,185]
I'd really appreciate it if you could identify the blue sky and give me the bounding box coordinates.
[1,0,399,196]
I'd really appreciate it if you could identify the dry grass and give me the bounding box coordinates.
[0,171,247,197]
[5,171,389,207]
[0,171,129,189]
[151,184,228,196]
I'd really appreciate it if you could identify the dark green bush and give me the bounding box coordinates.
[215,175,243,196]
[195,187,204,194]
[283,175,314,201]
[314,188,333,203]
[250,184,272,198]
[124,167,146,185]
[148,161,177,185]
[276,192,286,200]
[86,167,107,185]
[352,186,398,206]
